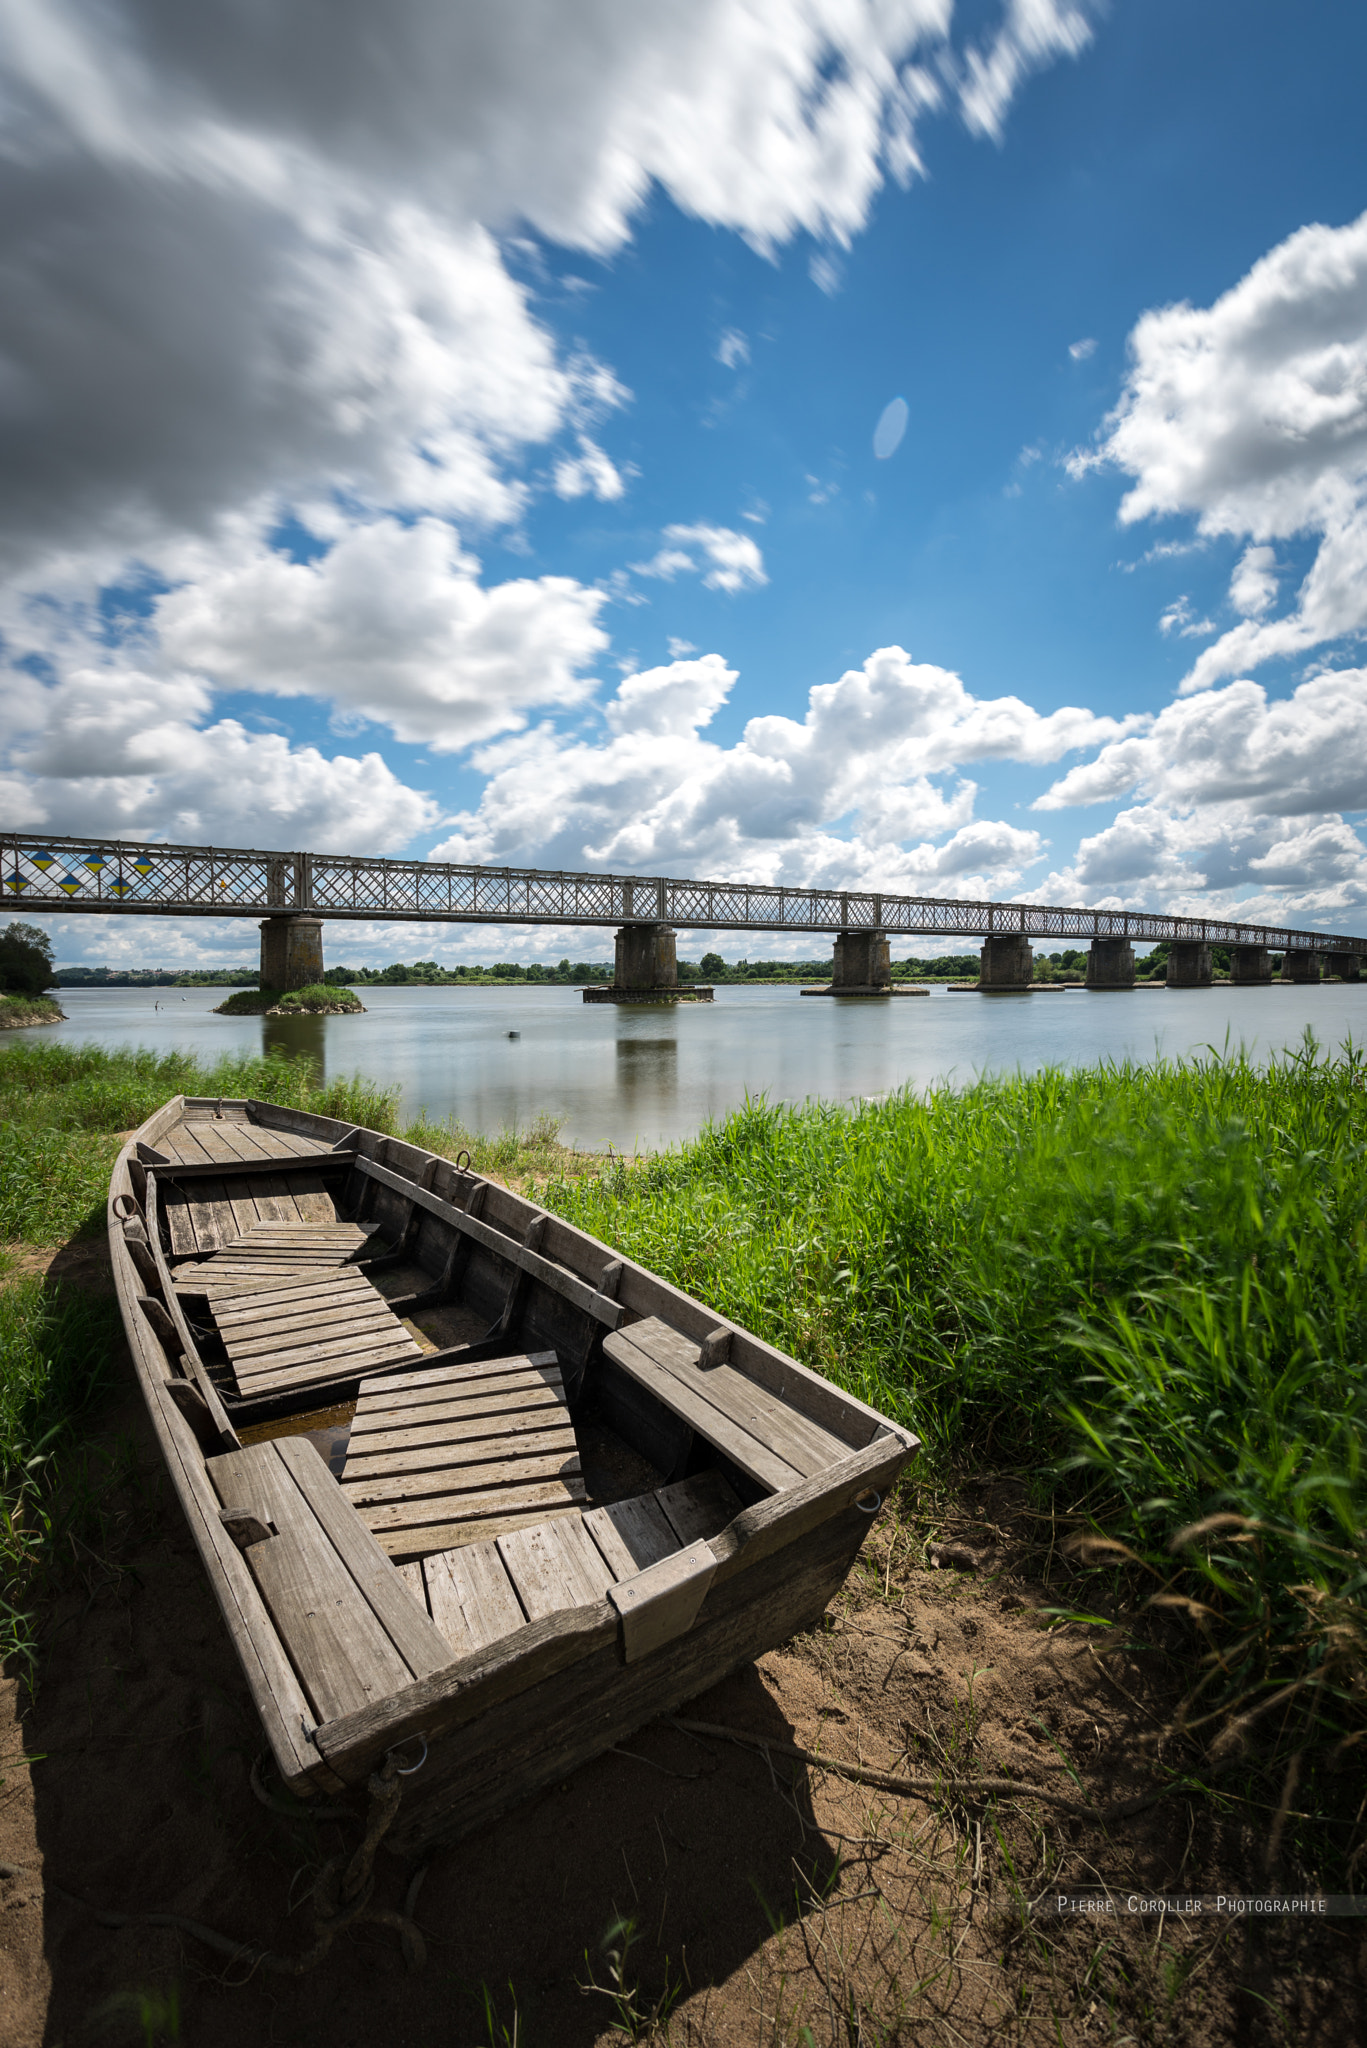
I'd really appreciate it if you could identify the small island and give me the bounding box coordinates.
[213,983,366,1017]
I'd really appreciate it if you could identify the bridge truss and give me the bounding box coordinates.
[2,830,1361,956]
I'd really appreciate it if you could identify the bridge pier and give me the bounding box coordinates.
[978,933,1033,991]
[583,924,713,1003]
[1325,950,1360,981]
[1230,944,1273,985]
[1281,949,1321,984]
[1085,938,1135,990]
[800,928,924,995]
[259,915,324,993]
[1165,942,1212,988]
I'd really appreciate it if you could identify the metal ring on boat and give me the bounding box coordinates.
[394,1736,428,1776]
[455,1149,472,1171]
[113,1193,139,1220]
[854,1489,882,1515]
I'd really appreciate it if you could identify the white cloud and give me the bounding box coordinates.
[959,0,1100,145]
[716,329,749,369]
[1068,336,1097,361]
[666,636,698,657]
[1228,543,1278,618]
[427,643,1134,887]
[1037,668,1367,819]
[632,524,768,593]
[153,518,610,749]
[1081,209,1367,693]
[1158,595,1215,639]
[809,252,844,296]
[2,667,438,849]
[552,436,629,502]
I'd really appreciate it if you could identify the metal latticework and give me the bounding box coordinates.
[2,830,1361,954]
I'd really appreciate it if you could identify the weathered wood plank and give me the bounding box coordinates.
[351,1353,562,1406]
[223,1303,400,1355]
[617,1317,848,1479]
[395,1560,426,1605]
[369,1502,583,1561]
[274,1437,452,1682]
[207,1441,413,1721]
[233,1347,423,1401]
[608,1539,716,1663]
[342,1447,581,1510]
[342,1426,579,1486]
[424,1541,526,1655]
[152,1153,357,1181]
[233,1329,422,1386]
[346,1401,571,1460]
[215,1276,375,1324]
[355,1476,587,1539]
[162,1187,199,1258]
[655,1470,744,1546]
[496,1514,614,1622]
[583,1495,679,1580]
[603,1328,803,1494]
[110,1147,328,1792]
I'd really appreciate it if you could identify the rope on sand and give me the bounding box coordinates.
[670,1718,1188,1825]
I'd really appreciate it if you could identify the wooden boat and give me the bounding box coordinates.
[108,1094,918,1854]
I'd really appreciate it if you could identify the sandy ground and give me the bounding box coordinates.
[2,1242,1364,2047]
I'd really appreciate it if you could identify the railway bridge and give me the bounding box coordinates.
[4,830,1364,997]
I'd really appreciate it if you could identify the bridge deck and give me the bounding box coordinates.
[3,829,1359,953]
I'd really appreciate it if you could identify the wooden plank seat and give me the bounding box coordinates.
[206,1435,453,1722]
[340,1352,588,1561]
[398,1470,744,1658]
[213,1266,425,1404]
[602,1316,850,1494]
[174,1220,373,1299]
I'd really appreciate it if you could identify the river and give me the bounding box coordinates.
[10,979,1364,1152]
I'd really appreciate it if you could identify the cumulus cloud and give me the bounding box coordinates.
[151,518,610,749]
[1028,667,1367,921]
[632,524,768,592]
[2,667,438,849]
[0,0,1091,578]
[1082,209,1367,693]
[1036,667,1367,819]
[552,436,629,501]
[428,643,1136,886]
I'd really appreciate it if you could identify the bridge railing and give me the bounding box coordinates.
[1,829,1360,954]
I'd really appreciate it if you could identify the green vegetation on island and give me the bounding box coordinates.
[213,983,366,1016]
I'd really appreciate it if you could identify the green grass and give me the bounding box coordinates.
[0,1041,399,1248]
[538,1031,1367,1760]
[214,984,364,1015]
[0,993,64,1027]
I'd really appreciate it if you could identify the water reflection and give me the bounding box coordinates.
[615,1034,679,1100]
[261,1011,329,1074]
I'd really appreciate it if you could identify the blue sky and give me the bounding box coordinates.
[3,1,1367,968]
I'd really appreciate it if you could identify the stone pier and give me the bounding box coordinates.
[582,924,713,1003]
[1324,951,1361,981]
[1166,942,1213,988]
[1230,944,1273,985]
[1085,938,1135,990]
[259,915,324,993]
[978,933,1034,992]
[801,928,924,995]
[1281,949,1321,984]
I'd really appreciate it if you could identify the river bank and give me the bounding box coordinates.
[1,1036,1363,2038]
[0,995,63,1029]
